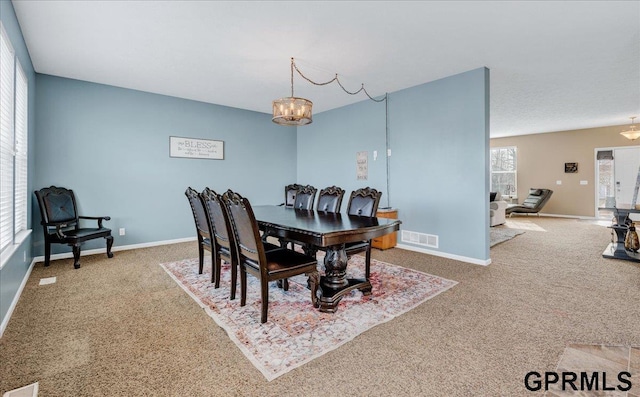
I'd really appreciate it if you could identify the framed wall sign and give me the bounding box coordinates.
[356,151,368,180]
[170,136,224,160]
[564,162,578,173]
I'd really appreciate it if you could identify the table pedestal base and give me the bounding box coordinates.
[317,277,372,313]
[316,243,372,313]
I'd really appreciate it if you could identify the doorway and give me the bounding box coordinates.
[596,146,640,219]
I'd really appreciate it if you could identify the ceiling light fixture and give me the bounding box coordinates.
[272,58,313,126]
[272,57,386,126]
[620,116,640,140]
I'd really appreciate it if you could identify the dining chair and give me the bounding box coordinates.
[293,184,317,210]
[316,186,345,213]
[345,187,383,280]
[200,188,281,297]
[282,183,302,207]
[185,187,214,276]
[223,189,319,323]
[34,186,114,269]
[199,188,236,292]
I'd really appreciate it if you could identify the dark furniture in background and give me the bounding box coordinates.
[185,187,215,277]
[223,191,319,323]
[253,204,401,313]
[34,186,113,269]
[344,187,383,280]
[316,186,345,213]
[506,188,553,216]
[293,185,317,210]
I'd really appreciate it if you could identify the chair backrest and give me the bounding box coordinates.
[293,185,317,210]
[316,186,345,213]
[523,188,553,210]
[347,187,382,217]
[200,188,234,250]
[223,190,266,269]
[34,186,79,230]
[284,184,302,207]
[185,187,210,239]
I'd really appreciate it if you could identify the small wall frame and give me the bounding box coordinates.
[564,162,578,173]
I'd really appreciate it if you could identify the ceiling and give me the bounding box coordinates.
[11,1,640,138]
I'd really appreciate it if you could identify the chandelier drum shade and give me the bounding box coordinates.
[272,97,312,126]
[620,116,640,141]
[272,58,313,126]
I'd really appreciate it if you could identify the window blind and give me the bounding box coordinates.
[0,26,15,251]
[14,61,27,235]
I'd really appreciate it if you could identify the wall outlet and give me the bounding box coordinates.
[119,228,125,236]
[556,180,562,185]
[580,180,588,185]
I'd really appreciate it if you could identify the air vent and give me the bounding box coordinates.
[401,230,438,248]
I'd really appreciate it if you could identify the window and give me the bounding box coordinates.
[490,146,517,197]
[0,23,28,256]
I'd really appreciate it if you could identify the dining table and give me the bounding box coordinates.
[252,205,402,313]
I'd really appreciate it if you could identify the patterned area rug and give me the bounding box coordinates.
[490,227,525,247]
[160,254,457,381]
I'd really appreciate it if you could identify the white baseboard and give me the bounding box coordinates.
[33,236,197,264]
[395,243,491,266]
[0,258,36,338]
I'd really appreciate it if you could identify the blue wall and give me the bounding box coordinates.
[298,68,490,262]
[33,75,298,255]
[389,68,490,260]
[296,99,388,204]
[0,0,37,330]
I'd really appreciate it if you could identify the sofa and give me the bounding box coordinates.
[490,191,507,226]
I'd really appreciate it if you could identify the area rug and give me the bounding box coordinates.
[160,255,457,381]
[490,227,525,247]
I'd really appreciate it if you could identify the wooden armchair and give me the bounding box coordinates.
[34,186,113,269]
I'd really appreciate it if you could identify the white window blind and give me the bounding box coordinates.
[0,25,15,251]
[14,61,27,235]
[0,23,28,255]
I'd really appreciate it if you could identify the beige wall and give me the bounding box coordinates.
[491,124,640,218]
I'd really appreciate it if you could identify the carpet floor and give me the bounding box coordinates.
[1,217,640,396]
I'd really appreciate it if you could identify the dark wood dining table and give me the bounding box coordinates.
[252,205,402,313]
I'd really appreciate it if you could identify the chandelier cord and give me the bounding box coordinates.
[291,58,386,103]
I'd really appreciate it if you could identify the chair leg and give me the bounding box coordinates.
[365,244,372,280]
[230,261,237,300]
[44,241,51,267]
[260,278,269,323]
[240,266,247,307]
[198,243,204,274]
[212,251,220,286]
[106,235,114,258]
[72,244,82,269]
[308,271,319,308]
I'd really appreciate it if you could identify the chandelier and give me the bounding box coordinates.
[272,58,312,126]
[620,116,640,140]
[272,58,386,126]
